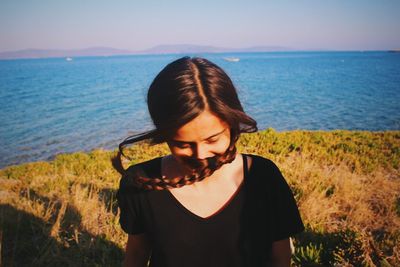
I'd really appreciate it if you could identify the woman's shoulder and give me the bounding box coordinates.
[245,153,280,171]
[243,154,286,186]
[119,156,163,191]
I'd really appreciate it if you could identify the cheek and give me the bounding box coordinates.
[214,139,231,153]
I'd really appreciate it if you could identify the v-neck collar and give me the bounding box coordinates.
[158,154,250,221]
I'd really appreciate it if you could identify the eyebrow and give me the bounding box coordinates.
[171,128,226,143]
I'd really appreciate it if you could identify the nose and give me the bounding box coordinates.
[193,143,210,159]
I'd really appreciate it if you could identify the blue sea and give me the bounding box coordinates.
[0,51,399,168]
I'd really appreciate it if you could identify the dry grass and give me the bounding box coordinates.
[1,129,399,266]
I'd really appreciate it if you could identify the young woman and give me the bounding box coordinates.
[115,57,304,267]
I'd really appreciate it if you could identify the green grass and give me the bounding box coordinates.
[1,129,399,266]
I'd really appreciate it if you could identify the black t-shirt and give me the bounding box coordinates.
[117,154,304,267]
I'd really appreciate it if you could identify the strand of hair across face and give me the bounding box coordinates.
[114,141,237,191]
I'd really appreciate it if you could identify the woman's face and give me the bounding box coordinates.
[167,110,231,165]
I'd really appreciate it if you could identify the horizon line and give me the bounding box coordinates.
[0,44,398,61]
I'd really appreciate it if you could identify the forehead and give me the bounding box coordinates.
[172,110,228,142]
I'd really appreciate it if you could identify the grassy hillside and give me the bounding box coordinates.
[1,129,399,266]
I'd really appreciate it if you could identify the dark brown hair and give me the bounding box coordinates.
[114,56,257,190]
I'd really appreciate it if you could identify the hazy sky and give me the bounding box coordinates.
[0,0,399,52]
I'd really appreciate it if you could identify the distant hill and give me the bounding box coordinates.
[137,44,229,54]
[0,44,293,60]
[138,44,292,54]
[0,47,134,60]
[241,45,292,52]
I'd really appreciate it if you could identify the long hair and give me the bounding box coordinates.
[113,56,257,190]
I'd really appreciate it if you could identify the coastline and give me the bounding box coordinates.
[1,128,399,170]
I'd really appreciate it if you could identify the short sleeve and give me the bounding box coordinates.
[268,161,304,241]
[116,172,146,235]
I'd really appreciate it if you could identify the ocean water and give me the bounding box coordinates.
[0,52,399,168]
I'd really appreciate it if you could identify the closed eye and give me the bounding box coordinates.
[171,141,191,149]
[206,138,218,144]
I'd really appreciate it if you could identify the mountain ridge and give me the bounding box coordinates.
[0,44,293,60]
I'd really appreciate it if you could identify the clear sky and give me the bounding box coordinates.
[0,0,399,52]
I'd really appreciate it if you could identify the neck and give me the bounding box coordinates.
[181,153,243,193]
